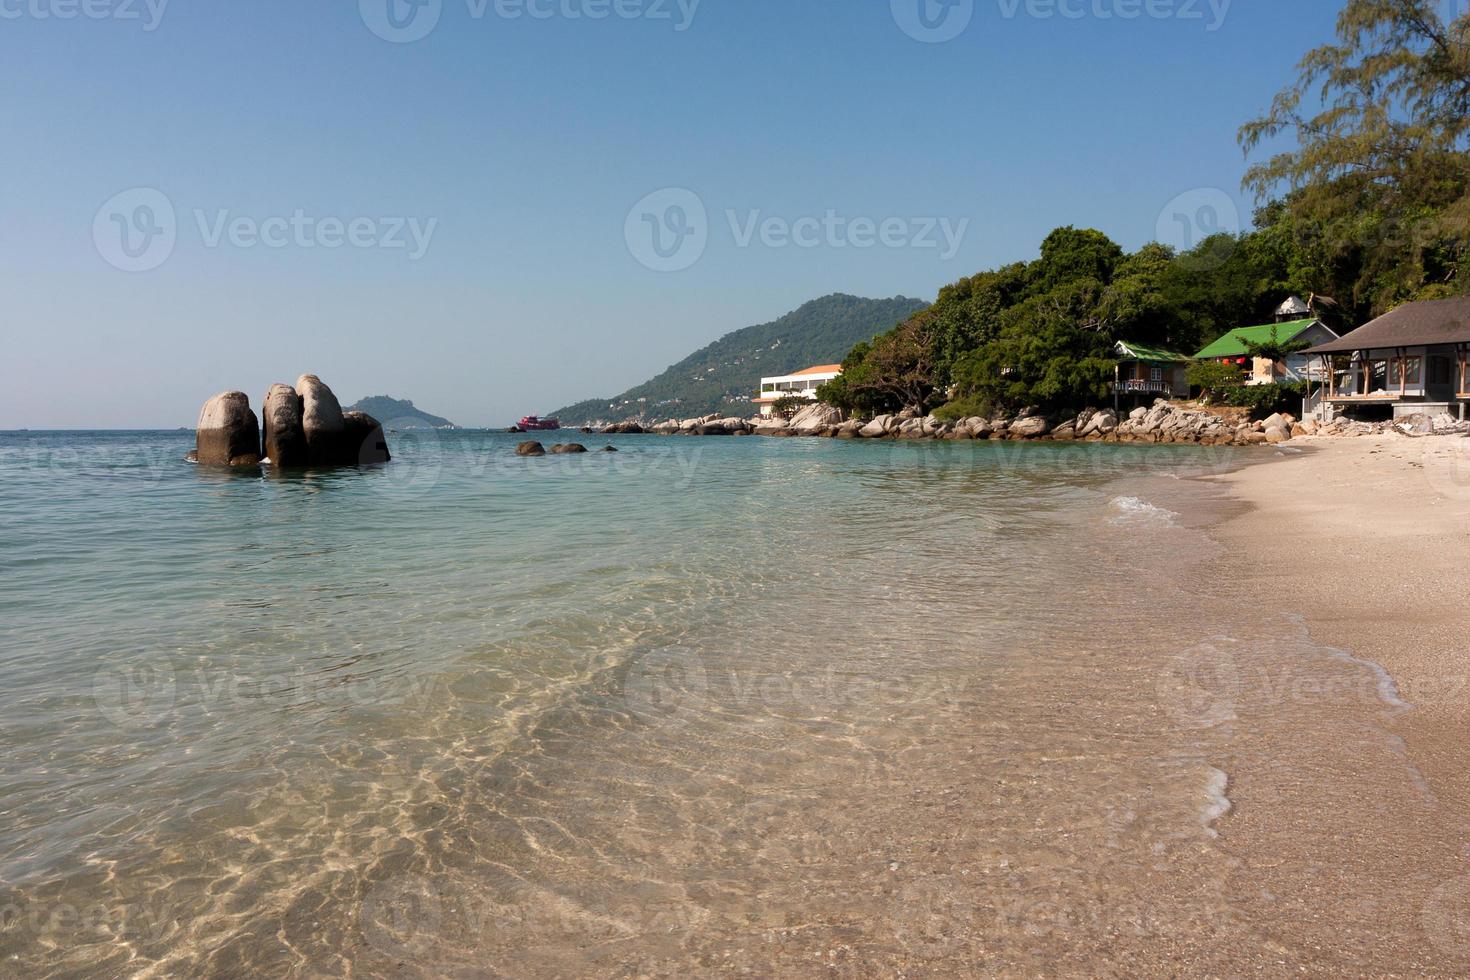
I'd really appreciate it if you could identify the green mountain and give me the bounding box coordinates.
[552,293,928,424]
[347,396,458,429]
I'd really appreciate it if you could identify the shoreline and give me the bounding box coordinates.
[1193,433,1470,970]
[584,400,1295,446]
[1208,432,1470,812]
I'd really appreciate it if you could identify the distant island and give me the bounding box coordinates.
[346,396,458,430]
[551,293,927,425]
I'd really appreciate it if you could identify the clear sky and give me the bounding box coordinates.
[1,0,1341,429]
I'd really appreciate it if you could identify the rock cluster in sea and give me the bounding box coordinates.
[191,375,390,468]
[515,441,593,456]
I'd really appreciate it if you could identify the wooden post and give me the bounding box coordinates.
[1399,348,1408,398]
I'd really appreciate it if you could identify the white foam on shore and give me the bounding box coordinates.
[1280,613,1411,712]
[1200,767,1232,837]
[1107,496,1180,527]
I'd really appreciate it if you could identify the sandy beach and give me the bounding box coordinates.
[1196,434,1470,974]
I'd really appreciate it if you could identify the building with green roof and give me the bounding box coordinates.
[1193,300,1340,386]
[1111,340,1192,408]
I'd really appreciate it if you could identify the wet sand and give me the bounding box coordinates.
[1199,433,1470,976]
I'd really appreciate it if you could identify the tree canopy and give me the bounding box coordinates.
[1242,325,1313,364]
[821,224,1300,416]
[1239,0,1469,311]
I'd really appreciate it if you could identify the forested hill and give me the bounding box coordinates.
[346,396,457,429]
[551,293,927,424]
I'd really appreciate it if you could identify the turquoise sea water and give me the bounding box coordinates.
[0,430,1427,975]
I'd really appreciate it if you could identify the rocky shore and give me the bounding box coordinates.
[591,401,1325,447]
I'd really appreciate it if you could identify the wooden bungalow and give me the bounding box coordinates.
[1111,341,1191,409]
[1305,296,1470,421]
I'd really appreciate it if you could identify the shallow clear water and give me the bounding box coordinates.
[0,431,1428,975]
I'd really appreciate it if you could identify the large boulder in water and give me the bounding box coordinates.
[516,441,546,457]
[343,411,391,464]
[196,392,261,467]
[788,403,843,433]
[295,374,346,465]
[261,383,307,467]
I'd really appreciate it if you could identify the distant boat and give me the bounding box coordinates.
[518,416,561,431]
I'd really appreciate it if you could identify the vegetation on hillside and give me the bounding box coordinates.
[820,223,1322,416]
[551,294,926,424]
[820,0,1467,419]
[347,396,457,429]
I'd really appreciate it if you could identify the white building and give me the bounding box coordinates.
[752,364,842,417]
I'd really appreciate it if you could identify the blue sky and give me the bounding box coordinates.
[1,0,1341,428]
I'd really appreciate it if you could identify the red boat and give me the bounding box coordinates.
[518,416,561,431]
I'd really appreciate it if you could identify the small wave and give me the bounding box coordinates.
[1200,767,1231,837]
[1107,496,1180,527]
[1280,614,1410,712]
